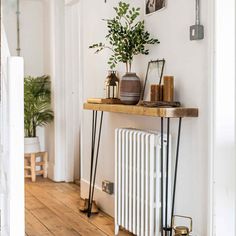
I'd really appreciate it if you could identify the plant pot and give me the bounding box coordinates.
[24,137,40,154]
[119,72,141,105]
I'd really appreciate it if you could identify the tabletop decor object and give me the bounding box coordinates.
[151,84,163,101]
[140,59,165,101]
[140,100,181,107]
[24,75,54,153]
[172,215,193,236]
[104,71,119,99]
[89,1,160,105]
[139,59,181,108]
[120,72,142,105]
[163,75,174,102]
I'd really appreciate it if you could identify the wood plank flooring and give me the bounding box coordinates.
[25,178,132,236]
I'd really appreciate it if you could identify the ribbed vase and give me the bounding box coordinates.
[120,73,141,105]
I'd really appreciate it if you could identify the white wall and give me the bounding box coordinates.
[80,0,210,235]
[3,0,44,76]
[3,0,46,150]
[21,0,44,76]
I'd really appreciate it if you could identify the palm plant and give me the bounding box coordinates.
[24,75,54,137]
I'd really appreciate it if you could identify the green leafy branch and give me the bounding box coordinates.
[89,1,160,72]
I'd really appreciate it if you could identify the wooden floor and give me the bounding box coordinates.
[25,178,132,236]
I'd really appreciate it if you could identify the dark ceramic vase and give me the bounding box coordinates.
[119,72,141,105]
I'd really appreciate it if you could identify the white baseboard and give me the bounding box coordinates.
[47,163,64,182]
[80,178,114,217]
[48,162,55,181]
[47,163,74,183]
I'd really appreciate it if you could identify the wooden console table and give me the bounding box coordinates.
[83,103,198,236]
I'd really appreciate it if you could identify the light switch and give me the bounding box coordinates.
[190,24,204,40]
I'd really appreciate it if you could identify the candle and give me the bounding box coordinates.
[151,84,162,101]
[160,85,164,101]
[163,76,174,102]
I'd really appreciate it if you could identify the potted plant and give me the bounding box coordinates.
[90,1,160,104]
[24,75,54,154]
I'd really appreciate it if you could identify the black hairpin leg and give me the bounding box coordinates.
[162,117,182,236]
[170,118,182,236]
[164,118,171,235]
[87,111,104,217]
[161,118,171,236]
[87,111,97,216]
[161,117,164,236]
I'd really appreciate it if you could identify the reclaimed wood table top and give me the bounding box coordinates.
[83,103,199,118]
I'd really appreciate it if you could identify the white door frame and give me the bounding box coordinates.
[48,0,66,182]
[208,0,236,235]
[214,0,236,234]
[7,57,25,236]
[49,0,83,182]
[0,57,24,235]
[1,22,24,236]
[64,0,82,182]
[207,0,215,234]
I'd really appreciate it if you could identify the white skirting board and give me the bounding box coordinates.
[80,179,115,217]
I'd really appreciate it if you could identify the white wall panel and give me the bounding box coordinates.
[80,1,210,235]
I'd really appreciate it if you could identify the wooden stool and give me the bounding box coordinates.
[24,152,48,182]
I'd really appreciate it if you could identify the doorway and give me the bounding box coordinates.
[1,1,82,179]
[1,0,82,235]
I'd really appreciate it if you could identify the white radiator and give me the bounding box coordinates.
[115,128,171,236]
